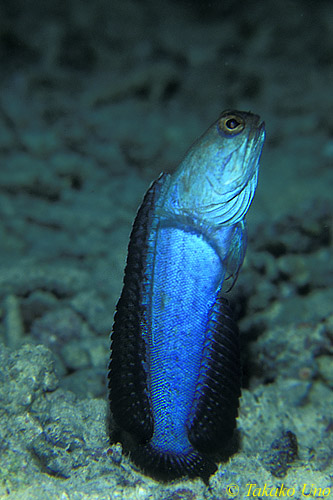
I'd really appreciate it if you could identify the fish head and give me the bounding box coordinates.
[168,110,265,226]
[213,110,265,193]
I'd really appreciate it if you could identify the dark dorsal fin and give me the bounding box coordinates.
[108,174,167,443]
[186,294,241,453]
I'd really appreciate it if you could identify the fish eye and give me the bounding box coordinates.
[218,113,245,136]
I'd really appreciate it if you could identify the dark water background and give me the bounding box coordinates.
[0,1,332,498]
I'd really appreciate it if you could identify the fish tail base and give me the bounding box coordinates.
[129,443,217,482]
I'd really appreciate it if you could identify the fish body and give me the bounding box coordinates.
[108,110,265,480]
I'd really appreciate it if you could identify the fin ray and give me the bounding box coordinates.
[187,295,241,453]
[108,174,168,442]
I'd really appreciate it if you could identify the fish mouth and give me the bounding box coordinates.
[246,113,265,151]
[254,119,266,145]
[238,117,265,178]
[246,119,265,170]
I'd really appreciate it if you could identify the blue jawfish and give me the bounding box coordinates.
[108,110,265,481]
